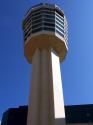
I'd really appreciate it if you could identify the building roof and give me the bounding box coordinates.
[1,104,93,125]
[65,104,93,123]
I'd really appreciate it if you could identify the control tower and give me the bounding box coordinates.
[22,3,68,125]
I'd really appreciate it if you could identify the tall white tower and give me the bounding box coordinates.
[23,3,68,125]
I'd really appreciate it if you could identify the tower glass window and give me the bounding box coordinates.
[23,3,68,44]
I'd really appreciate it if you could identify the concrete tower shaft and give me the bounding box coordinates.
[22,3,68,125]
[27,48,65,125]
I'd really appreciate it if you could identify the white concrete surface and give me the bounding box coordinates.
[27,48,65,125]
[51,50,65,119]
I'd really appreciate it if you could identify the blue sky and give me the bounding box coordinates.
[0,0,93,120]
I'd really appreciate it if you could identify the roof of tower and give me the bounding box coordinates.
[24,3,64,19]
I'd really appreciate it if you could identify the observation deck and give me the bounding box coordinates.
[23,3,68,63]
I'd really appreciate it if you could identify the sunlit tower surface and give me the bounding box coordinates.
[22,3,68,125]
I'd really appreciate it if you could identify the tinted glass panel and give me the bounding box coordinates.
[32,8,43,14]
[43,27,55,31]
[55,21,64,29]
[24,32,28,36]
[43,14,55,19]
[43,7,54,11]
[24,29,31,36]
[32,23,42,29]
[24,18,31,26]
[32,27,42,33]
[32,19,42,24]
[43,22,55,27]
[56,25,64,33]
[56,13,64,21]
[25,19,32,27]
[24,16,31,25]
[42,10,55,15]
[43,18,55,23]
[32,15,42,20]
[56,30,64,37]
[24,23,32,31]
[31,8,54,17]
[56,17,64,24]
[31,12,42,18]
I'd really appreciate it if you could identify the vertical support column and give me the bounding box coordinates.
[27,49,41,125]
[26,48,65,125]
[40,49,50,125]
[50,49,66,125]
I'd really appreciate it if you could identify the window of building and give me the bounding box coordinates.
[56,29,64,37]
[55,12,64,21]
[32,15,42,21]
[32,27,42,33]
[43,27,55,32]
[43,14,55,19]
[32,23,42,29]
[32,19,42,25]
[55,21,64,29]
[43,18,55,23]
[56,17,64,25]
[43,22,55,27]
[42,10,55,15]
[31,8,43,15]
[56,25,64,34]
